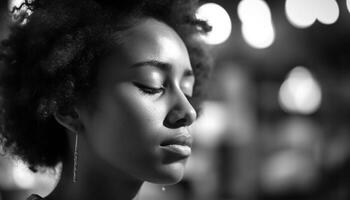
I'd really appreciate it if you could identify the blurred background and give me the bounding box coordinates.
[1,0,350,200]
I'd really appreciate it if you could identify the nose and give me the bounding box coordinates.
[164,92,197,128]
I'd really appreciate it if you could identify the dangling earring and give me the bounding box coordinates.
[73,132,79,183]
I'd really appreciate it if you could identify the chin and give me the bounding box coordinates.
[146,160,187,184]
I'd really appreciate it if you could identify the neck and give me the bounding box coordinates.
[46,134,143,200]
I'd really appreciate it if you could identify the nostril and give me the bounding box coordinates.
[176,118,189,127]
[164,109,195,128]
[164,92,198,128]
[176,111,196,127]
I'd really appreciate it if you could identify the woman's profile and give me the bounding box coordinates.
[0,0,211,199]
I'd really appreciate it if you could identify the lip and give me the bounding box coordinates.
[160,134,193,148]
[160,134,193,161]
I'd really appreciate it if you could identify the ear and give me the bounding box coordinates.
[54,109,83,133]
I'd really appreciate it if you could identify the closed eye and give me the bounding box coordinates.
[185,93,193,103]
[133,82,165,95]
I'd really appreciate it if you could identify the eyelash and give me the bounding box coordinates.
[133,82,193,101]
[133,82,165,95]
[185,94,193,101]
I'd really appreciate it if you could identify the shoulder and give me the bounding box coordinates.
[27,194,44,200]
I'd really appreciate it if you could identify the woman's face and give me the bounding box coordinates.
[78,18,197,184]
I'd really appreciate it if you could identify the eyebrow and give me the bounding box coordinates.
[130,60,194,77]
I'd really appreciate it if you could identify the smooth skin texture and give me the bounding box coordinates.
[51,18,197,200]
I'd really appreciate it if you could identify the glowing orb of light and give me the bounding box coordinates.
[285,0,316,28]
[12,161,36,189]
[316,0,339,25]
[191,101,228,146]
[241,21,275,49]
[278,66,322,115]
[285,0,339,28]
[196,3,232,45]
[238,0,272,24]
[238,0,275,49]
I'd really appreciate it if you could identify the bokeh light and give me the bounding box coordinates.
[241,23,275,49]
[316,0,339,25]
[238,0,275,49]
[285,0,316,28]
[12,161,36,189]
[285,0,339,28]
[261,150,318,192]
[191,101,228,146]
[238,0,272,24]
[196,3,232,45]
[278,66,322,115]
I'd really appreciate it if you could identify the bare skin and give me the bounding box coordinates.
[46,135,142,200]
[47,18,197,200]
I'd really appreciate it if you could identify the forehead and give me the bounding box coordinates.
[115,18,191,68]
[97,18,192,87]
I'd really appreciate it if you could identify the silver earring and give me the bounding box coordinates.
[73,132,79,183]
[162,186,166,192]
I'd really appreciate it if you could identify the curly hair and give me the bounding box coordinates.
[0,0,211,170]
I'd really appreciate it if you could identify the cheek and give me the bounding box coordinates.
[112,84,168,137]
[82,84,168,168]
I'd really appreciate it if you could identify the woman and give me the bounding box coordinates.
[0,0,211,199]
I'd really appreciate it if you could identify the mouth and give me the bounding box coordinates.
[160,134,193,158]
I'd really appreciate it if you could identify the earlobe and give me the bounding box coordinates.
[54,111,82,133]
